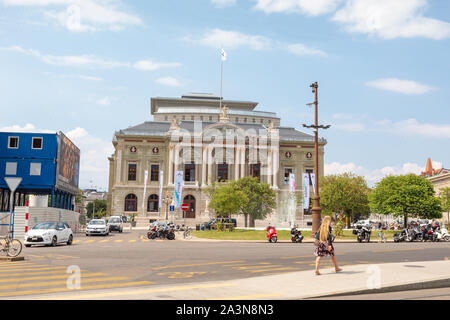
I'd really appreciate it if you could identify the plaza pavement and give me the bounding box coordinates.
[15,259,450,300]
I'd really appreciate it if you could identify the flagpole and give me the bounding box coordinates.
[220,57,223,110]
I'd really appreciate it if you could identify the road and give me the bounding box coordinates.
[316,287,450,300]
[1,230,449,299]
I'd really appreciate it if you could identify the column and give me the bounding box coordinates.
[168,144,174,185]
[240,148,245,178]
[201,146,207,187]
[234,147,239,180]
[267,148,272,186]
[174,144,180,180]
[207,146,213,184]
[272,147,279,189]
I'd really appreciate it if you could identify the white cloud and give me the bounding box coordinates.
[286,43,327,57]
[97,97,110,106]
[185,28,327,57]
[1,45,181,71]
[333,0,450,40]
[366,78,435,95]
[254,0,341,15]
[0,123,55,133]
[211,0,236,8]
[325,160,443,186]
[156,77,183,87]
[1,0,142,32]
[376,118,450,139]
[133,60,181,71]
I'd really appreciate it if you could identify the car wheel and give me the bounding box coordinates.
[25,244,31,248]
[51,236,57,247]
[67,235,73,245]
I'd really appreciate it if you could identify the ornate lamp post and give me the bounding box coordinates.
[161,194,173,221]
[302,82,330,234]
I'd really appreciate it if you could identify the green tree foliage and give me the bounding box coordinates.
[86,199,107,218]
[320,173,371,227]
[439,187,450,227]
[208,177,277,228]
[369,174,442,226]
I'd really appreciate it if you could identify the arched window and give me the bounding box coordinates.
[183,195,196,219]
[124,194,137,212]
[147,194,159,212]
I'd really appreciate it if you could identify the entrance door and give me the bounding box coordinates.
[183,195,196,219]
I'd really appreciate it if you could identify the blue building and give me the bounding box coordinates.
[0,131,80,212]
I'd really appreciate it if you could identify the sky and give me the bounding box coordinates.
[0,0,449,190]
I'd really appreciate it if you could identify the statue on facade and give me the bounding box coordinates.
[170,118,180,130]
[219,104,229,123]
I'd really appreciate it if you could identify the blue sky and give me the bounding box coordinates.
[0,0,449,190]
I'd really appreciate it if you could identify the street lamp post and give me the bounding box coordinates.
[302,82,330,234]
[162,194,173,221]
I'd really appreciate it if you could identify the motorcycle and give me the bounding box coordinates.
[266,226,278,243]
[147,225,158,240]
[158,224,175,240]
[421,224,438,242]
[353,224,372,243]
[290,225,303,243]
[408,226,423,242]
[435,227,450,242]
[393,229,408,242]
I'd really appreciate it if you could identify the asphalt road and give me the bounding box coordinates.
[1,230,449,298]
[316,287,450,300]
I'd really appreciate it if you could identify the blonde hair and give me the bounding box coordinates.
[319,216,331,242]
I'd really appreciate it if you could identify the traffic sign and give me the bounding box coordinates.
[181,203,190,211]
[5,177,22,193]
[170,205,175,212]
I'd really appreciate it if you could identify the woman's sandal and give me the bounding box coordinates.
[315,271,321,275]
[335,268,343,273]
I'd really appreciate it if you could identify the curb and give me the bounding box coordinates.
[306,277,450,299]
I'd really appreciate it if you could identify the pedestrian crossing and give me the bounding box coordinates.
[0,261,155,298]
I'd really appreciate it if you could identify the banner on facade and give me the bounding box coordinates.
[310,173,316,195]
[142,170,148,212]
[302,173,310,209]
[174,171,183,208]
[159,170,164,208]
[289,173,295,193]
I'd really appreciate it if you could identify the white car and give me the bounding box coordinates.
[86,219,109,236]
[24,222,73,247]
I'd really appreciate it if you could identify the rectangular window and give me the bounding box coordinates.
[128,163,137,181]
[184,164,195,182]
[32,137,43,149]
[284,168,293,184]
[8,137,19,149]
[30,163,41,176]
[151,164,159,182]
[251,163,261,181]
[5,162,17,175]
[217,164,228,182]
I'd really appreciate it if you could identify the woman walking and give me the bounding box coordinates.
[314,216,342,275]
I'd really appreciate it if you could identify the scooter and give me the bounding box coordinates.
[435,227,450,242]
[266,226,278,243]
[290,225,303,243]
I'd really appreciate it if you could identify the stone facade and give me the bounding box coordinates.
[107,93,326,227]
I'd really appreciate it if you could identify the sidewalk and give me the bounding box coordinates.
[23,260,450,300]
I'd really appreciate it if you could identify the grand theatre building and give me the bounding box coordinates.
[107,93,326,228]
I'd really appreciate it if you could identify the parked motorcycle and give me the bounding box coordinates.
[147,225,158,240]
[421,224,438,242]
[435,226,450,242]
[393,229,408,242]
[266,226,278,243]
[290,225,303,243]
[353,224,372,243]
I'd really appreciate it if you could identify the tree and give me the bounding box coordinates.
[369,174,442,226]
[320,173,371,228]
[439,187,450,227]
[86,199,107,218]
[208,177,277,228]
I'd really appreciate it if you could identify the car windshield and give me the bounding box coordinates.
[109,218,120,223]
[33,222,57,230]
[89,220,105,225]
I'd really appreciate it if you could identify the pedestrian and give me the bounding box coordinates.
[314,216,343,275]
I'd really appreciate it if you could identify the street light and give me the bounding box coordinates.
[301,82,331,234]
[161,194,173,221]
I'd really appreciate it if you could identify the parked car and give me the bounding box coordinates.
[86,219,109,236]
[24,222,73,247]
[201,218,237,230]
[107,216,123,233]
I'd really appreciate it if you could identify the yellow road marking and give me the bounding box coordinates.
[0,269,89,278]
[45,254,79,260]
[114,240,123,243]
[43,282,237,300]
[99,240,109,243]
[141,239,150,242]
[3,281,155,298]
[73,240,81,244]
[0,276,131,290]
[209,293,283,300]
[444,257,449,261]
[372,248,425,253]
[231,265,283,270]
[128,240,137,243]
[157,271,207,279]
[0,263,38,268]
[23,254,45,259]
[84,240,95,244]
[0,266,67,272]
[0,264,59,269]
[139,235,145,240]
[294,261,315,264]
[280,255,313,260]
[152,261,245,270]
[248,267,296,273]
[0,273,107,283]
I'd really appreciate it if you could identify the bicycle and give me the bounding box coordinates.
[0,233,23,257]
[183,227,192,239]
